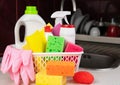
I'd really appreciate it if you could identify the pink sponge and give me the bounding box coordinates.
[73,71,94,84]
[65,42,83,52]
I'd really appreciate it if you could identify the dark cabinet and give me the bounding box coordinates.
[0,0,120,56]
[0,0,16,56]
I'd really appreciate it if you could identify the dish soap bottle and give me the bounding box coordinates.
[14,6,46,49]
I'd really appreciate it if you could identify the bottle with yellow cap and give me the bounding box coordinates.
[14,6,46,49]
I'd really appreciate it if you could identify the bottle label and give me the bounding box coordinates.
[60,24,75,44]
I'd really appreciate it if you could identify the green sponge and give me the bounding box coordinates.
[46,36,64,52]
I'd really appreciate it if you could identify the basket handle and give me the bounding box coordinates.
[60,0,76,12]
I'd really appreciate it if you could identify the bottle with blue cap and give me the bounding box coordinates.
[14,6,46,49]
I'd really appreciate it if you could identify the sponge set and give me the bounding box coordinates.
[34,36,83,73]
[35,36,83,85]
[36,61,74,85]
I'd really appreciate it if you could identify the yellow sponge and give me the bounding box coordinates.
[25,29,46,52]
[36,72,66,85]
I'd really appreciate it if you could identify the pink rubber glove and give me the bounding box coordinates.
[1,45,12,73]
[11,47,22,73]
[20,65,29,85]
[21,50,32,66]
[8,70,20,85]
[21,50,35,81]
[1,45,22,73]
[23,57,35,82]
[13,71,20,85]
[1,45,35,85]
[8,68,14,80]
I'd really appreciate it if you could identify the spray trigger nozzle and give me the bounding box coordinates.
[51,11,71,25]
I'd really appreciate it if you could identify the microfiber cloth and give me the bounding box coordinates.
[1,45,35,85]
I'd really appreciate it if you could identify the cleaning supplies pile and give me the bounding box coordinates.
[0,5,94,85]
[21,23,87,85]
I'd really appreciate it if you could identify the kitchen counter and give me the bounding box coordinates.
[1,66,120,85]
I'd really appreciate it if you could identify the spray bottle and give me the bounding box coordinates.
[51,11,75,44]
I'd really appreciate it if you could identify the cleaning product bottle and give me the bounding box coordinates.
[51,11,75,43]
[14,6,46,49]
[51,11,75,44]
[44,26,53,40]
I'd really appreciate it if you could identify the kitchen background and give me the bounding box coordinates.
[0,0,120,56]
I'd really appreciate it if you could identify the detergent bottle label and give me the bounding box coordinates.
[60,24,75,44]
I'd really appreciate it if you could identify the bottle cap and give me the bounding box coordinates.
[61,24,75,28]
[45,26,52,32]
[25,6,38,14]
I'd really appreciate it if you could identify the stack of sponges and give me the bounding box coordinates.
[33,36,65,73]
[35,36,84,85]
[36,61,75,85]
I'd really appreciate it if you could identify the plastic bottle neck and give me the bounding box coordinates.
[25,6,38,14]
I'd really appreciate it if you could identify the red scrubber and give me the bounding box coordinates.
[73,71,94,84]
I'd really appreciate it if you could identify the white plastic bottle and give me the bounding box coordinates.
[14,6,46,49]
[60,24,75,44]
[44,26,53,40]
